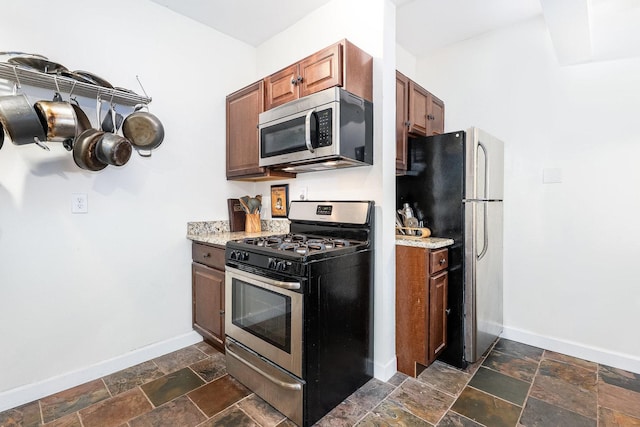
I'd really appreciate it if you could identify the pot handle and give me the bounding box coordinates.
[135,148,152,158]
[33,137,50,151]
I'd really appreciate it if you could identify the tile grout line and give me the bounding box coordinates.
[185,393,210,424]
[514,348,544,426]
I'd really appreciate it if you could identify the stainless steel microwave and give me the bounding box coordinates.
[258,87,373,173]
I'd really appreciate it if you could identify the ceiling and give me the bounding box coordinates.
[151,0,640,64]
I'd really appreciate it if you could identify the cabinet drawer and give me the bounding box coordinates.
[192,243,225,270]
[429,248,448,274]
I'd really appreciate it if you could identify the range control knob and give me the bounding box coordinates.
[268,257,277,269]
[276,261,288,272]
[241,251,249,261]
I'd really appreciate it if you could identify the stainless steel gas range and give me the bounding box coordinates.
[224,200,374,427]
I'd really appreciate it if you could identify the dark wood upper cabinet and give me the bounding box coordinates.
[264,40,372,110]
[226,80,294,181]
[396,71,410,172]
[396,71,445,175]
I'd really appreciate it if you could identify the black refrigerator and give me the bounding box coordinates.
[397,128,504,368]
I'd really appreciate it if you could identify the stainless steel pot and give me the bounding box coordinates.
[33,99,77,142]
[0,94,48,150]
[122,104,164,157]
[96,133,132,166]
[72,128,107,171]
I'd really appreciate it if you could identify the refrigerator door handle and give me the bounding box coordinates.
[478,202,489,261]
[475,141,489,261]
[477,141,489,200]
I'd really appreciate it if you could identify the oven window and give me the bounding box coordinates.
[261,115,317,158]
[231,279,291,353]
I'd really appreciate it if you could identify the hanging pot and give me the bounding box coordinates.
[0,94,48,150]
[96,133,132,166]
[101,103,123,133]
[1,122,4,150]
[72,128,107,171]
[122,104,164,157]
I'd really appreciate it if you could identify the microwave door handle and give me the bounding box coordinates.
[304,108,316,153]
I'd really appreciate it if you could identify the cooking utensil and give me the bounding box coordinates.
[0,93,48,150]
[96,133,132,166]
[7,56,67,74]
[72,128,107,171]
[34,99,78,143]
[73,70,113,88]
[121,104,164,157]
[58,70,96,85]
[239,196,251,214]
[101,103,123,133]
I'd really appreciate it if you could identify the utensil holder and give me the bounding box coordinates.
[245,213,261,233]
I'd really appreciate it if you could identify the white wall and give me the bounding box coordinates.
[254,0,399,380]
[0,0,257,409]
[414,17,640,372]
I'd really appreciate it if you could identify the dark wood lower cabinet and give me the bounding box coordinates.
[191,242,225,351]
[396,245,449,377]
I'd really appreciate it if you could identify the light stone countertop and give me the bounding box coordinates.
[187,220,290,246]
[395,236,454,249]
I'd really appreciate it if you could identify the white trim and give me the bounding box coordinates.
[502,326,640,374]
[0,331,202,412]
[374,355,397,382]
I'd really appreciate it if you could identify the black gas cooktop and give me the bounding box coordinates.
[227,232,368,262]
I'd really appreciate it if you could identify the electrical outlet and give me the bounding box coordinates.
[298,187,308,200]
[71,193,88,214]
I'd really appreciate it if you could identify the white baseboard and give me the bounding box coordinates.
[0,331,202,413]
[374,355,397,382]
[501,326,640,374]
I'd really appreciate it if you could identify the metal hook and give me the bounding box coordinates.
[53,74,61,93]
[11,65,21,90]
[136,75,149,99]
[68,80,77,99]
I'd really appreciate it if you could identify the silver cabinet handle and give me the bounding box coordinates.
[226,341,302,391]
[439,258,446,265]
[202,253,211,258]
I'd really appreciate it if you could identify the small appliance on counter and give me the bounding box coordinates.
[224,200,374,426]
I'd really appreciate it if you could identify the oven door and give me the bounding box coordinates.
[225,266,303,378]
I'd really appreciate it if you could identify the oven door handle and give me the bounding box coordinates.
[304,108,316,153]
[226,266,301,290]
[225,340,302,391]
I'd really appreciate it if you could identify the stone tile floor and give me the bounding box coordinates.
[2,338,640,426]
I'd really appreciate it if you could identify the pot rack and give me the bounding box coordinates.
[0,62,151,106]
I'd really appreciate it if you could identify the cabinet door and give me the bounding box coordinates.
[226,81,264,178]
[408,81,429,136]
[428,94,445,135]
[192,262,225,347]
[396,71,409,174]
[264,64,299,110]
[428,271,448,362]
[298,43,342,98]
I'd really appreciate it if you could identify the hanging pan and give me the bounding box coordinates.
[121,104,164,157]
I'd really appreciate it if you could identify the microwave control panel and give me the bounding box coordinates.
[316,108,332,147]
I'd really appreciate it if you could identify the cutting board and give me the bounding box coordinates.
[228,198,246,232]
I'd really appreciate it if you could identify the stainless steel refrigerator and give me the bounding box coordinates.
[396,127,504,368]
